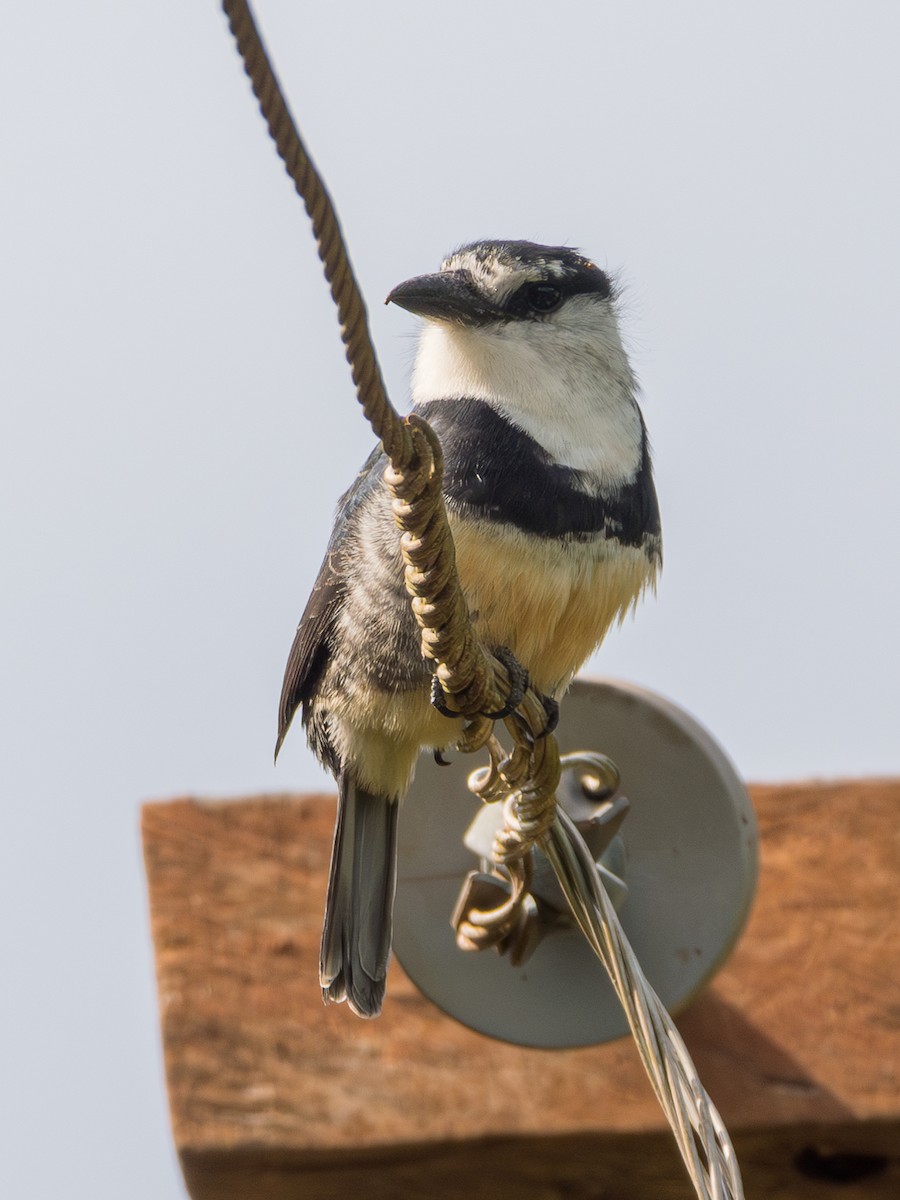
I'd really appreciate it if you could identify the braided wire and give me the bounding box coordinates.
[221,0,412,466]
[543,811,744,1200]
[221,0,537,731]
[221,6,744,1197]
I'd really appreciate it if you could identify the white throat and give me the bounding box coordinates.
[411,305,643,486]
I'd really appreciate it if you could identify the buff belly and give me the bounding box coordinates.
[321,514,656,798]
[451,517,658,698]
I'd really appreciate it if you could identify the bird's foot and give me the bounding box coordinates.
[430,647,531,726]
[507,690,559,745]
[482,646,529,720]
[536,693,560,737]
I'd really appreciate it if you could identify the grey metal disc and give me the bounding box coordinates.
[392,677,758,1048]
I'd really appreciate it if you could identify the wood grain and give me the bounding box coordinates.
[143,781,900,1198]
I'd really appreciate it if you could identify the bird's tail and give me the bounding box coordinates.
[319,774,399,1018]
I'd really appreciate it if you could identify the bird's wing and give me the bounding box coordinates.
[275,445,385,759]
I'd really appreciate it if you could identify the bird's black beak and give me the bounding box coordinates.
[385,270,493,325]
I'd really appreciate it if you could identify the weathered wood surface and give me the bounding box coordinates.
[142,781,900,1198]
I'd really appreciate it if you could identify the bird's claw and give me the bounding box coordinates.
[430,648,547,733]
[430,673,458,719]
[537,694,560,736]
[482,646,529,720]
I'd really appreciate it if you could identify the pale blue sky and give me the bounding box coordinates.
[2,3,898,1197]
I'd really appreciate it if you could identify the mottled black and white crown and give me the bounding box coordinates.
[388,239,613,326]
[444,239,613,306]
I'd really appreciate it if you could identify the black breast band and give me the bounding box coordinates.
[415,398,660,546]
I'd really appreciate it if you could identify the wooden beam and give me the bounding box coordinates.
[143,781,900,1198]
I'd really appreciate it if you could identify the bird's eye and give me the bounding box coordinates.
[524,283,563,313]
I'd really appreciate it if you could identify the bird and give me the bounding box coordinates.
[276,239,662,1017]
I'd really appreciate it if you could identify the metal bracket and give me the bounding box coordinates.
[393,678,758,1048]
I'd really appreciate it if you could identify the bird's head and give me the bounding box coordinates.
[387,239,614,331]
[387,241,632,413]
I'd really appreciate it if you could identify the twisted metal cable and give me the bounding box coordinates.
[381,417,508,723]
[543,811,744,1200]
[221,5,744,1197]
[221,0,411,466]
[221,0,541,735]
